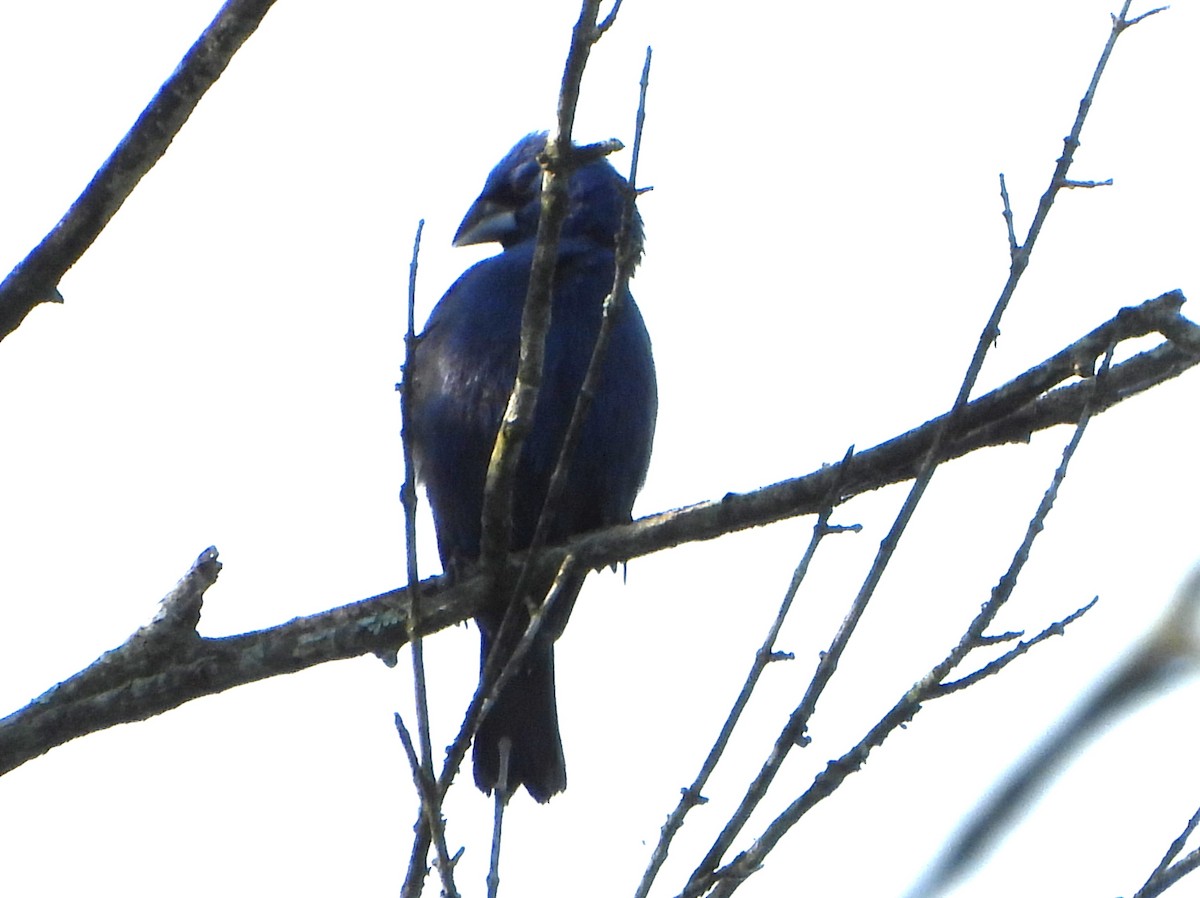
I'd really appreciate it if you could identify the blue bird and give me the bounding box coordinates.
[407,133,657,802]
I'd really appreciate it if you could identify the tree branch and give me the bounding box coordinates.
[479,0,609,566]
[693,339,1114,897]
[1,292,1196,778]
[0,0,280,342]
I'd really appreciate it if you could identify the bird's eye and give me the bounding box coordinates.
[510,160,542,197]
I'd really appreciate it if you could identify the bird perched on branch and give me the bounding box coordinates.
[406,133,657,802]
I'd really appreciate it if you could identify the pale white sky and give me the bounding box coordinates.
[1,2,1199,896]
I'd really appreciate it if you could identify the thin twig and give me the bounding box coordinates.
[682,6,1159,887]
[693,347,1114,898]
[478,0,606,567]
[997,0,1151,296]
[1133,805,1200,898]
[1136,848,1200,898]
[401,220,434,769]
[475,46,651,790]
[456,8,615,810]
[487,740,512,898]
[400,557,579,893]
[468,48,653,802]
[513,45,653,610]
[438,555,579,797]
[1061,178,1114,188]
[400,220,434,773]
[896,344,1122,898]
[699,591,1099,898]
[999,173,1018,257]
[935,596,1099,697]
[595,0,625,35]
[1122,5,1169,29]
[394,710,459,898]
[636,452,858,898]
[407,0,614,884]
[397,220,458,898]
[394,711,422,774]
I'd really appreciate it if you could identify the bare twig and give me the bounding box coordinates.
[998,0,1157,294]
[514,45,653,605]
[394,711,422,774]
[0,0,280,342]
[400,556,579,895]
[407,1,620,887]
[438,555,579,798]
[393,712,460,898]
[697,589,1098,898]
[401,220,433,769]
[934,596,1099,697]
[1136,847,1200,898]
[148,546,221,638]
[636,453,859,898]
[1121,5,1169,29]
[691,346,1114,898]
[700,602,1102,898]
[487,741,512,898]
[1134,804,1200,898]
[397,220,458,898]
[478,0,608,567]
[683,5,1165,883]
[999,173,1018,256]
[595,0,625,35]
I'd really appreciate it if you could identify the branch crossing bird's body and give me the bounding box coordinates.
[406,134,657,802]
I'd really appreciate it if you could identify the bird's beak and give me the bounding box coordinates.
[452,198,519,247]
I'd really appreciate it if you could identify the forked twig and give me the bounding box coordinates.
[682,3,1163,892]
[636,451,859,898]
[1134,804,1200,898]
[690,347,1116,898]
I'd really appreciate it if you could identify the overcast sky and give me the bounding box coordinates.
[1,2,1199,897]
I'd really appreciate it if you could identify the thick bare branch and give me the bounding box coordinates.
[0,0,280,342]
[1,294,1196,778]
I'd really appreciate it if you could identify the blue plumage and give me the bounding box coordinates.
[407,134,657,801]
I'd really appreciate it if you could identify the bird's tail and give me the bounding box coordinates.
[473,634,566,803]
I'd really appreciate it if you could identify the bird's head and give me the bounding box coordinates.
[452,132,643,262]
